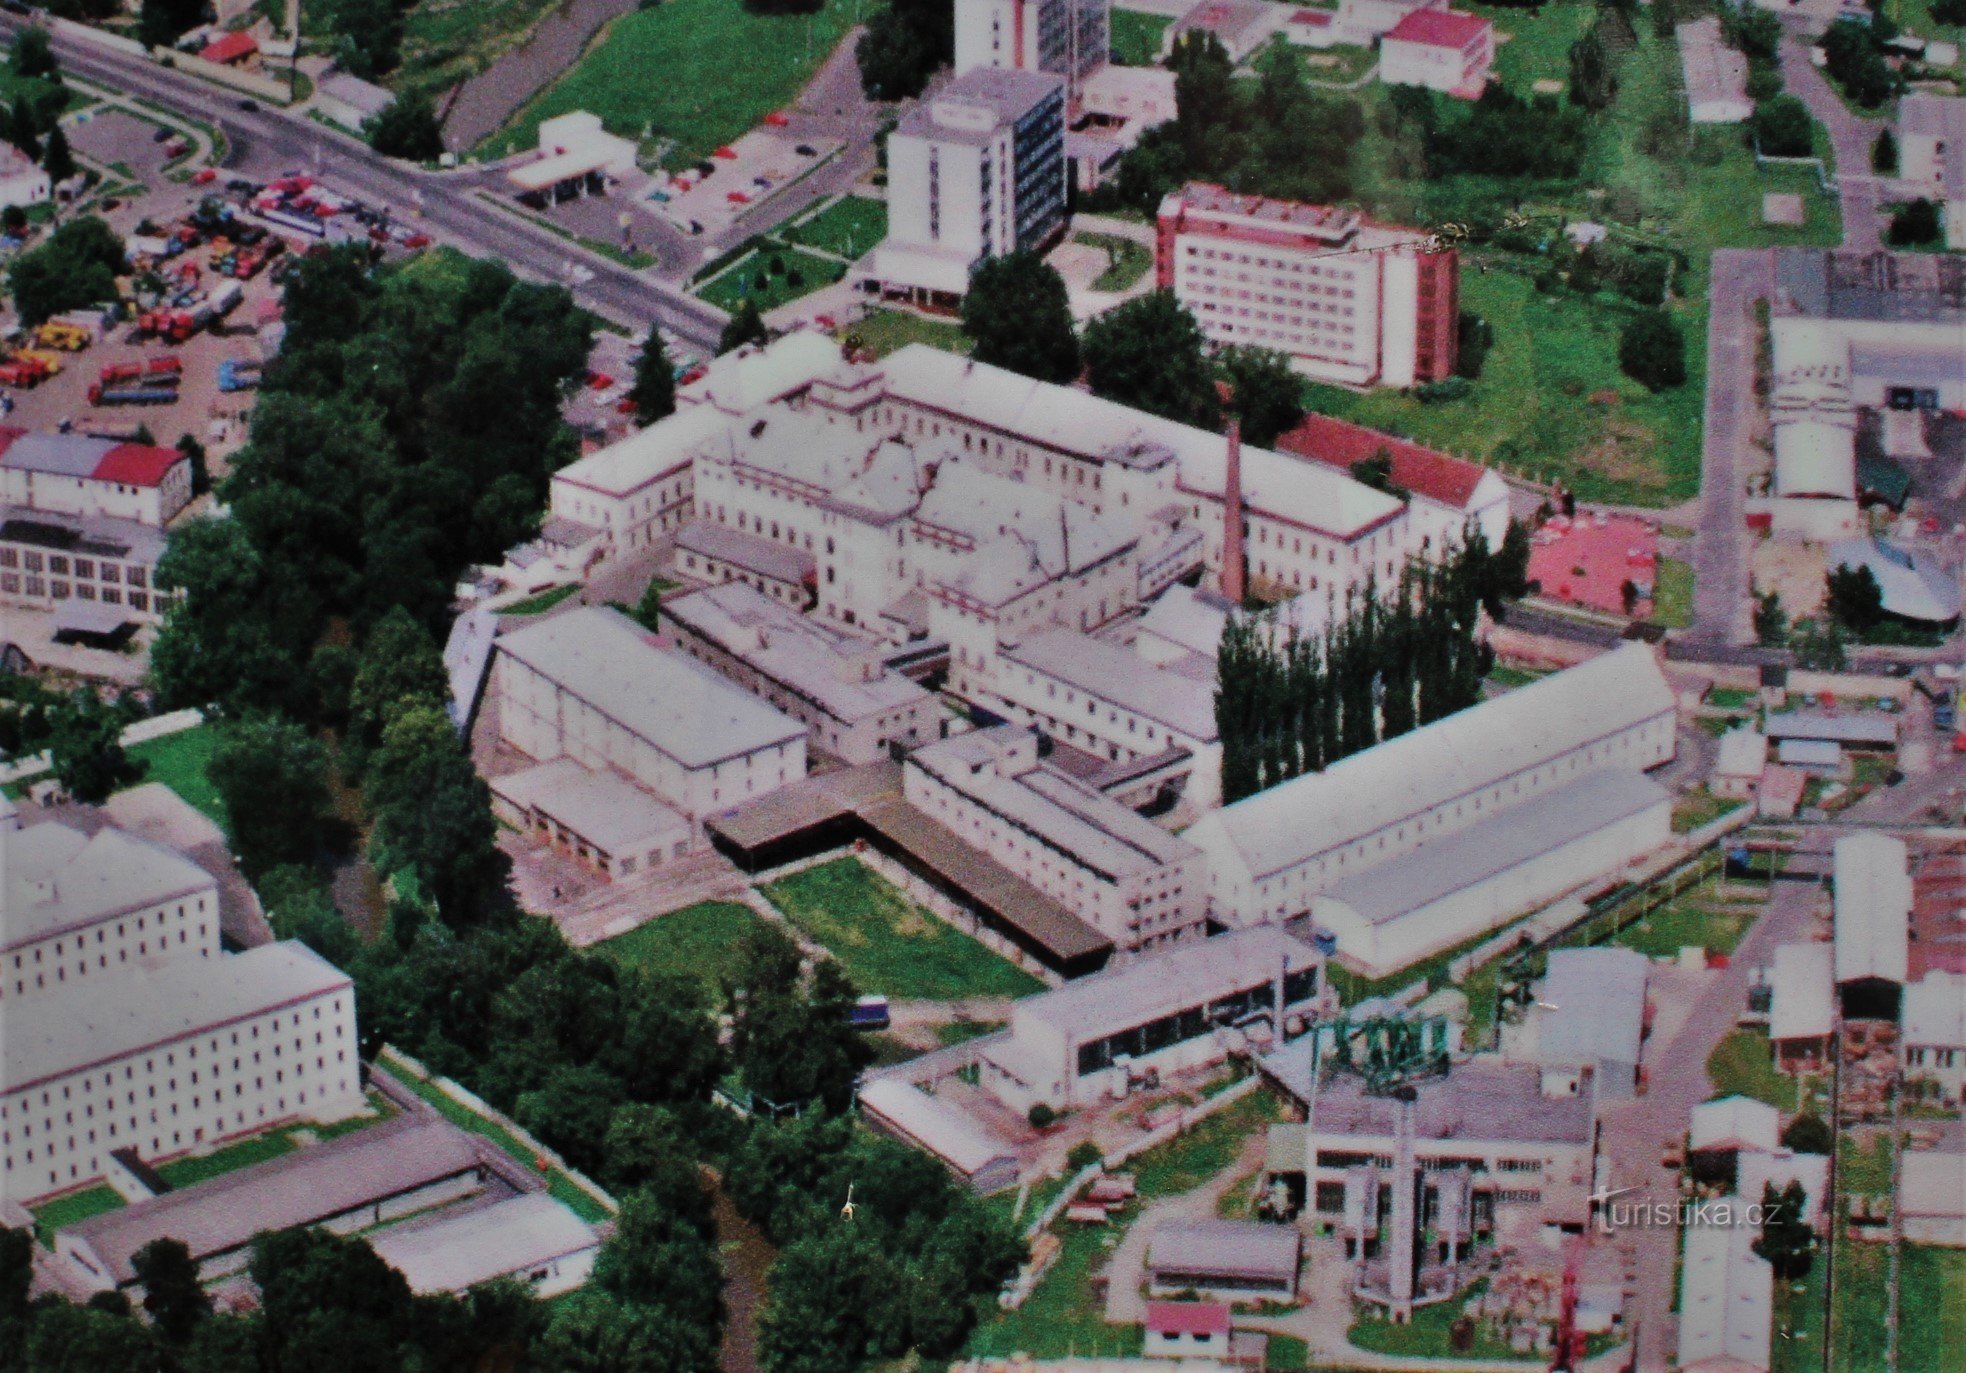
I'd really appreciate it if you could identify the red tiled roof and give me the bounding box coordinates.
[1385,7,1491,47]
[1146,1300,1231,1337]
[1291,8,1333,23]
[1275,414,1489,509]
[93,443,184,488]
[199,31,259,64]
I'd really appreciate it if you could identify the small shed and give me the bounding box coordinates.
[1712,727,1768,799]
[1146,1220,1300,1301]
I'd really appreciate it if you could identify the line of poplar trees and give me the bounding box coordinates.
[1216,531,1521,804]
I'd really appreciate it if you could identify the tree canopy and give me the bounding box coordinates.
[1618,308,1686,390]
[856,0,953,101]
[961,251,1081,384]
[1082,290,1220,431]
[629,326,677,425]
[7,216,124,326]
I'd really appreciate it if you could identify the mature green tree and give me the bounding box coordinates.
[718,298,769,355]
[727,922,870,1114]
[1780,1112,1833,1155]
[137,0,203,49]
[40,123,73,184]
[366,705,501,924]
[1219,346,1303,449]
[1721,4,1782,61]
[962,252,1081,384]
[1169,32,1237,171]
[6,216,124,325]
[1872,127,1899,174]
[46,692,141,804]
[1754,589,1789,646]
[176,1313,262,1373]
[534,1290,718,1373]
[629,327,676,425]
[513,1063,627,1176]
[1790,616,1847,671]
[757,1228,893,1373]
[365,94,443,161]
[856,0,953,101]
[1456,311,1493,380]
[1753,1180,1818,1279]
[209,718,334,879]
[324,0,405,78]
[1888,199,1942,247]
[1750,95,1814,158]
[257,865,361,968]
[132,1238,210,1344]
[11,26,57,79]
[1822,18,1897,107]
[7,93,39,160]
[1825,561,1884,635]
[632,575,664,631]
[593,1186,721,1328]
[151,517,311,717]
[347,607,449,761]
[22,1300,158,1372]
[1618,308,1686,390]
[1082,290,1219,430]
[1567,24,1617,109]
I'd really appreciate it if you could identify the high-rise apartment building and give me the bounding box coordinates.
[954,0,1109,106]
[1155,182,1459,388]
[863,68,1068,310]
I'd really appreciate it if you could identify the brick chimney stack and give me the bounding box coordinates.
[1221,413,1246,605]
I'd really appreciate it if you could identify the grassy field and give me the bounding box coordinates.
[699,243,847,312]
[483,0,859,165]
[1292,41,1377,85]
[1897,1245,1966,1373]
[782,195,888,260]
[501,583,582,616]
[1075,231,1153,291]
[378,0,565,101]
[1612,876,1755,956]
[1707,1028,1798,1112]
[1302,266,1707,505]
[1351,1278,1533,1360]
[1670,788,1746,835]
[760,857,1043,1000]
[1652,555,1694,628]
[1772,1243,1828,1373]
[1467,0,1594,92]
[29,1185,122,1244]
[843,309,971,358]
[592,900,766,1003]
[1110,8,1171,66]
[125,723,226,827]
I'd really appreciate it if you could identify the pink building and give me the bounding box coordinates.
[1379,8,1493,99]
[1155,182,1458,388]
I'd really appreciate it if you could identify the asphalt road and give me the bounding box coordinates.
[4,14,732,351]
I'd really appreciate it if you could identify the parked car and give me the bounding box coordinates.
[795,143,818,157]
[237,99,258,112]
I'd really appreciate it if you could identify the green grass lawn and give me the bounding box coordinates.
[783,195,887,261]
[843,309,971,358]
[125,723,225,827]
[154,1094,394,1189]
[934,1018,1007,1047]
[1110,8,1171,66]
[593,900,766,1003]
[760,857,1043,1000]
[29,1185,123,1244]
[1829,1229,1889,1373]
[699,243,847,313]
[1351,1278,1533,1360]
[482,0,859,166]
[1612,876,1755,955]
[1707,1029,1798,1112]
[1898,1245,1966,1373]
[501,583,582,615]
[1075,231,1153,291]
[1670,788,1746,835]
[1467,0,1593,92]
[1651,556,1693,628]
[1772,1247,1827,1373]
[382,0,567,102]
[1291,40,1377,85]
[1838,1130,1895,1198]
[1302,266,1707,505]
[1130,1086,1285,1199]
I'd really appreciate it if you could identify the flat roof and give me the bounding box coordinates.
[1147,1219,1299,1282]
[1318,769,1669,927]
[4,817,216,953]
[704,759,902,851]
[552,404,731,498]
[488,758,689,854]
[858,1078,1018,1178]
[663,580,930,725]
[1006,630,1220,742]
[1263,1058,1595,1146]
[368,1193,598,1295]
[673,519,816,586]
[1903,970,1966,1048]
[1763,710,1896,745]
[1833,832,1911,985]
[3,942,349,1095]
[1538,946,1649,1068]
[1187,643,1674,886]
[909,729,1199,882]
[0,505,165,561]
[1769,942,1835,1042]
[60,1118,484,1286]
[494,606,805,771]
[899,67,1063,146]
[1677,1207,1772,1370]
[1689,1095,1780,1153]
[1010,926,1318,1044]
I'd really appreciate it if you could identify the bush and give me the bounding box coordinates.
[1745,63,1783,102]
[1416,376,1472,403]
[1619,309,1686,391]
[1750,96,1814,158]
[1027,1102,1056,1130]
[1887,199,1941,247]
[1871,128,1898,175]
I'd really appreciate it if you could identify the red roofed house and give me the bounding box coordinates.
[198,30,261,68]
[1380,8,1493,98]
[0,429,193,527]
[1143,1300,1232,1360]
[1274,413,1510,551]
